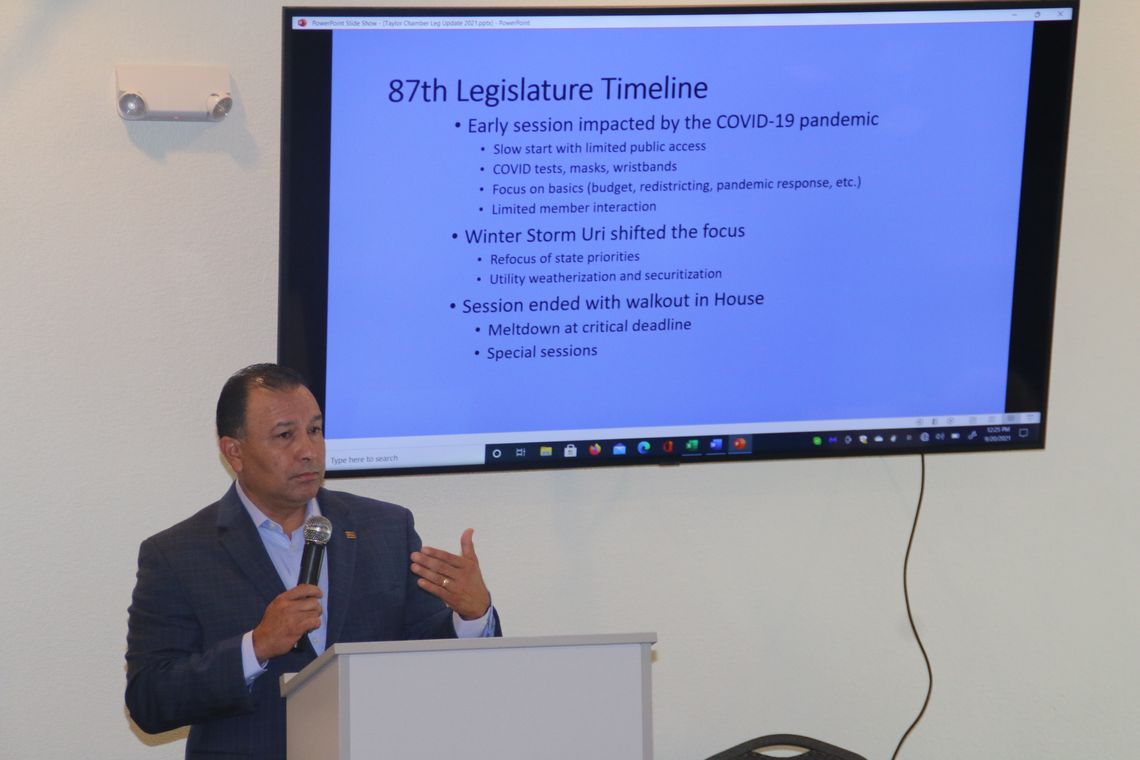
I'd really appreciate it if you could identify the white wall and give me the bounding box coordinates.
[0,1,1136,758]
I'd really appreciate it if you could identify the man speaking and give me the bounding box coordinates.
[126,364,500,759]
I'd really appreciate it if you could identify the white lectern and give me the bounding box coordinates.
[281,633,656,760]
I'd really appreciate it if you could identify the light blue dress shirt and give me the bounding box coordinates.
[235,483,494,683]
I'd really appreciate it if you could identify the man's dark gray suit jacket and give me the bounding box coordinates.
[126,485,499,760]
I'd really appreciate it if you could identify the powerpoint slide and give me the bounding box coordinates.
[322,19,1033,438]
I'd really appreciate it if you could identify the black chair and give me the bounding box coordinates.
[704,734,867,760]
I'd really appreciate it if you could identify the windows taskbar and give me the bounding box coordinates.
[484,423,1042,465]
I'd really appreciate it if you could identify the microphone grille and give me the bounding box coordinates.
[303,515,333,545]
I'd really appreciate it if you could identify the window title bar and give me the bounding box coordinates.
[291,8,1073,31]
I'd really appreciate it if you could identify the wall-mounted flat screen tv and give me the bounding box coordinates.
[279,2,1078,476]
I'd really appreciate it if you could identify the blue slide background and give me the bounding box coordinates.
[323,20,1033,438]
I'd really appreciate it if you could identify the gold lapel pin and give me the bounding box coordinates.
[344,530,357,540]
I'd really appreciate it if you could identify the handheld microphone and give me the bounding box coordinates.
[298,515,333,587]
[293,515,332,652]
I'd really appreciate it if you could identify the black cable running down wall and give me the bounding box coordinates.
[892,454,932,760]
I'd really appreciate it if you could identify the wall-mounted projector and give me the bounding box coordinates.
[115,63,232,122]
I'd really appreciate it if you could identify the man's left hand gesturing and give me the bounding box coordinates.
[411,528,491,620]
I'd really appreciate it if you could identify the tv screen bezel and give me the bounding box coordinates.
[279,1,1078,477]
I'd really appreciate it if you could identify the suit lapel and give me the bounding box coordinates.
[319,489,357,646]
[215,484,288,605]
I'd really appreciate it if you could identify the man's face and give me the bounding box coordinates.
[220,384,325,521]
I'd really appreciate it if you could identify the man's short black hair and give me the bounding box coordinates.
[216,363,310,438]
